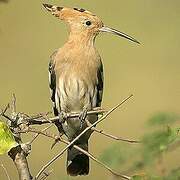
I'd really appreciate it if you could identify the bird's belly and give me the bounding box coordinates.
[57,76,98,140]
[58,76,97,112]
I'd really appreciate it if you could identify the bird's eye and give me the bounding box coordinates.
[85,21,92,26]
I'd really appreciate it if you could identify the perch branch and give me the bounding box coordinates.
[27,108,107,125]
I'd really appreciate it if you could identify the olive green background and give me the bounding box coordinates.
[0,0,179,179]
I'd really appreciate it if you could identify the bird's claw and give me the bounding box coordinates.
[59,111,68,123]
[79,108,88,129]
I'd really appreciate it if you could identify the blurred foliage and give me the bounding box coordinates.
[0,121,18,155]
[147,112,179,127]
[100,112,180,180]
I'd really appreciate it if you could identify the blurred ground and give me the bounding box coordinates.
[0,0,180,179]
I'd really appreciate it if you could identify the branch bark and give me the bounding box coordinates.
[8,146,32,180]
[6,95,32,180]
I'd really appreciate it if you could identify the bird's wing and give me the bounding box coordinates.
[96,61,104,107]
[48,50,59,116]
[49,50,64,134]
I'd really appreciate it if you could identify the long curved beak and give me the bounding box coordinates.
[99,26,140,44]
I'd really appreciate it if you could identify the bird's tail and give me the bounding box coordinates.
[67,143,89,176]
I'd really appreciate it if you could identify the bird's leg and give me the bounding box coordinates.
[79,108,88,129]
[59,111,68,124]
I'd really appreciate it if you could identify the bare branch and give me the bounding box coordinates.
[91,126,140,143]
[12,93,16,113]
[8,146,32,180]
[1,163,11,180]
[28,125,53,145]
[39,170,53,180]
[0,104,12,121]
[27,107,107,125]
[84,119,140,143]
[6,95,32,180]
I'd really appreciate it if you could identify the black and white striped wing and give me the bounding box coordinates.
[96,61,104,107]
[48,51,58,116]
[48,51,64,134]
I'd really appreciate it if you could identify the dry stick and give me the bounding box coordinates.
[28,108,107,125]
[28,125,53,144]
[35,94,133,179]
[85,119,140,143]
[92,126,140,143]
[12,94,16,113]
[0,104,12,121]
[39,170,53,180]
[1,164,11,180]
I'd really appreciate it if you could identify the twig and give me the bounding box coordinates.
[27,108,107,125]
[11,93,16,114]
[28,125,53,145]
[1,164,11,180]
[39,170,53,180]
[85,119,139,143]
[0,104,12,121]
[34,94,133,179]
[91,126,140,143]
[1,103,10,115]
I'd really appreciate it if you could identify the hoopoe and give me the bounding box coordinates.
[43,4,139,176]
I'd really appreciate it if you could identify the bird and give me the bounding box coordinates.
[43,3,139,176]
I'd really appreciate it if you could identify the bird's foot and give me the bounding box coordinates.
[79,108,88,129]
[59,111,68,124]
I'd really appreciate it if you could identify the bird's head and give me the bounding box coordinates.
[43,4,140,44]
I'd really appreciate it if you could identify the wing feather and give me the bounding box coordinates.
[49,50,58,116]
[96,61,103,107]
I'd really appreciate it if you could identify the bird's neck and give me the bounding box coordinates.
[67,31,96,48]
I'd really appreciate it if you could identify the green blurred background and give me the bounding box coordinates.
[0,0,179,179]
